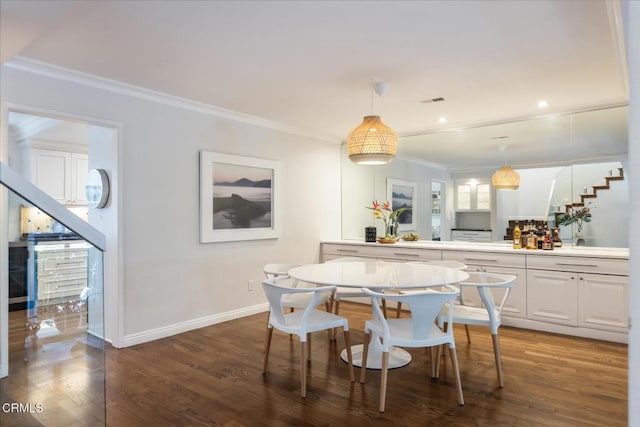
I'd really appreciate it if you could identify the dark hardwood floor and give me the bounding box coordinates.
[106,302,627,426]
[1,301,628,426]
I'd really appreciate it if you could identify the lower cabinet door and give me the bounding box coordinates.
[460,265,527,319]
[459,264,483,308]
[483,266,527,319]
[578,273,628,332]
[526,269,578,326]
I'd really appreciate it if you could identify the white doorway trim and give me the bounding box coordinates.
[0,102,124,350]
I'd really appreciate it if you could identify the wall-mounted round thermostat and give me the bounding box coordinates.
[86,168,110,209]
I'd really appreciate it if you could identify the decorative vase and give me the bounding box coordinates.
[386,220,399,239]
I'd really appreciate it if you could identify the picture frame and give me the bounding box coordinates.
[386,178,417,231]
[200,151,281,243]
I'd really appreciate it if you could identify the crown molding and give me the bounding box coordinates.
[5,56,335,143]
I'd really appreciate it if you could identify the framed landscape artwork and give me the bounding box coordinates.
[386,178,417,231]
[200,151,281,243]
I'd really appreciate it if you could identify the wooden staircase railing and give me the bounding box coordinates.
[564,167,624,212]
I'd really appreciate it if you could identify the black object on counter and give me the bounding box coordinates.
[22,232,81,241]
[365,227,377,242]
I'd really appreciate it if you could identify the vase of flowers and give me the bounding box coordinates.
[556,203,592,246]
[366,200,411,242]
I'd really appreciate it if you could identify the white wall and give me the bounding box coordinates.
[623,1,639,424]
[0,64,341,346]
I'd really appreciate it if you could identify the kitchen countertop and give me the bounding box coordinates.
[322,239,629,259]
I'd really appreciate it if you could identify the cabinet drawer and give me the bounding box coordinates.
[321,243,441,262]
[451,231,491,242]
[442,250,525,268]
[526,255,627,275]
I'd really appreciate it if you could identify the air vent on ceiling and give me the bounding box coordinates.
[421,97,445,103]
[490,136,509,139]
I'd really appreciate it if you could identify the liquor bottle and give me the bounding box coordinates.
[542,227,553,250]
[537,224,544,249]
[513,221,522,249]
[526,228,537,250]
[552,227,563,248]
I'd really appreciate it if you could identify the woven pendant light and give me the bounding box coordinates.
[492,144,520,190]
[347,115,398,165]
[347,81,398,165]
[492,165,520,190]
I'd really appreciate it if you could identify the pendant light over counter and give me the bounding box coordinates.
[347,80,398,165]
[492,145,520,190]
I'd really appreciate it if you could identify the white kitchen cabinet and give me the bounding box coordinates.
[321,243,441,263]
[29,149,88,205]
[443,250,527,319]
[527,269,628,333]
[578,273,628,333]
[35,242,89,302]
[461,265,527,319]
[455,181,490,211]
[527,269,578,326]
[451,230,492,242]
[320,240,629,343]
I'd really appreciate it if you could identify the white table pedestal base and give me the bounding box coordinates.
[340,342,411,369]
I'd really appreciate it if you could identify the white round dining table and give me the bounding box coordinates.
[288,261,469,370]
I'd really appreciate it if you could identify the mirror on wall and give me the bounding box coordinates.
[341,105,628,248]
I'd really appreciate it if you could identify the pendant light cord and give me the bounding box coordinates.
[370,79,375,115]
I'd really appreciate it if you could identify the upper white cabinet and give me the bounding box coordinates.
[455,180,490,211]
[29,148,88,205]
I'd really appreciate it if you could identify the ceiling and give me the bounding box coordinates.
[0,0,628,171]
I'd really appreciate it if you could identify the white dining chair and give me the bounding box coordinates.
[262,277,355,398]
[437,271,516,387]
[263,263,333,346]
[263,263,332,312]
[360,285,464,412]
[395,260,468,317]
[325,257,390,317]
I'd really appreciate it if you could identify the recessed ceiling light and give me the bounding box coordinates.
[537,100,549,108]
[438,116,447,123]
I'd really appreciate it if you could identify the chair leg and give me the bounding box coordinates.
[464,324,472,343]
[396,302,402,318]
[329,291,336,313]
[263,327,273,373]
[307,333,312,362]
[360,332,371,383]
[379,351,390,412]
[300,341,307,398]
[429,346,438,378]
[381,299,388,318]
[434,343,443,378]
[343,329,355,382]
[263,313,271,352]
[492,333,504,388]
[448,346,465,406]
[332,300,341,341]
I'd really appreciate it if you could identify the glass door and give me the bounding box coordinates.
[431,181,443,240]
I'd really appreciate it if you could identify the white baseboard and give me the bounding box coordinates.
[120,303,269,348]
[502,317,628,344]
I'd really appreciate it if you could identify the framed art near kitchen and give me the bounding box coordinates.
[386,178,417,231]
[200,151,281,243]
